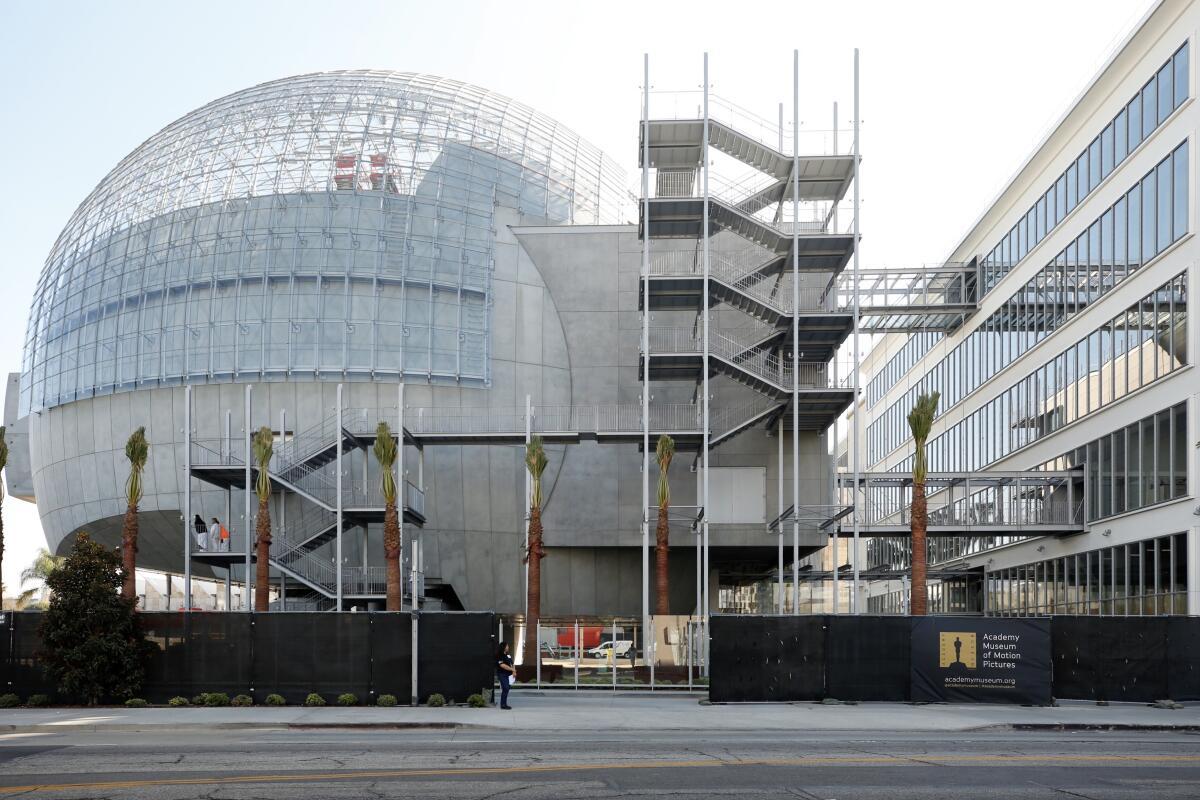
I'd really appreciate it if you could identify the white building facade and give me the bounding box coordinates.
[858,0,1198,616]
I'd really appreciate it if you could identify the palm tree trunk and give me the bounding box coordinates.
[0,500,5,601]
[523,506,543,667]
[254,496,271,612]
[654,506,670,615]
[383,501,402,611]
[121,503,138,602]
[911,480,928,616]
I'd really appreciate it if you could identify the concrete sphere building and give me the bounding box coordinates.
[10,68,850,616]
[12,71,644,611]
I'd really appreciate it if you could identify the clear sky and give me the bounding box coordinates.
[0,0,1152,594]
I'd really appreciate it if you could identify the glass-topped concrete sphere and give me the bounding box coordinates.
[21,71,629,415]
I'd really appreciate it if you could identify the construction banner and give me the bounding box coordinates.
[910,617,1051,705]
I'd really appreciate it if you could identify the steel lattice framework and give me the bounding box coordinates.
[22,71,629,415]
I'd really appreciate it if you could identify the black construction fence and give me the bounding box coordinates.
[710,614,1200,704]
[0,611,495,705]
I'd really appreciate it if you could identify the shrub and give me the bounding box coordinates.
[125,698,148,708]
[190,695,204,706]
[264,694,286,707]
[376,694,398,707]
[39,533,150,705]
[231,694,253,707]
[168,696,189,707]
[26,694,51,708]
[336,693,358,707]
[426,693,446,707]
[304,693,325,707]
[203,692,230,707]
[467,693,487,708]
[0,694,20,708]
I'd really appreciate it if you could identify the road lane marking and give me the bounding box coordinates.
[2,753,1199,794]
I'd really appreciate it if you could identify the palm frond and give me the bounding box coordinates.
[252,426,274,500]
[525,436,548,509]
[373,421,398,504]
[906,391,940,484]
[655,434,675,507]
[124,427,148,506]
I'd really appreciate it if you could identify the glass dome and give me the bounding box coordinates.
[21,71,630,415]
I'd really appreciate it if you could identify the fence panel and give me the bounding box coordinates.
[253,613,371,704]
[1051,616,1168,702]
[826,616,910,701]
[710,615,824,702]
[368,613,412,703]
[1166,617,1200,701]
[418,612,495,703]
[7,612,55,699]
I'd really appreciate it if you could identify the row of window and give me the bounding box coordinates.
[986,533,1188,616]
[869,141,1189,465]
[910,274,1188,478]
[981,41,1189,294]
[1040,402,1188,522]
[865,332,941,408]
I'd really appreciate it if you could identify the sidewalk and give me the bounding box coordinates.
[1,692,1197,733]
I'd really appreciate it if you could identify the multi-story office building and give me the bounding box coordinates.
[856,0,1197,616]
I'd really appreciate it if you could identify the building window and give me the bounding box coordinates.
[986,533,1188,616]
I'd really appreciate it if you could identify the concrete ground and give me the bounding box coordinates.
[1,691,1197,733]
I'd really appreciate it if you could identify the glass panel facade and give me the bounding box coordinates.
[903,274,1188,475]
[980,42,1189,294]
[987,533,1188,616]
[20,72,630,415]
[868,143,1189,465]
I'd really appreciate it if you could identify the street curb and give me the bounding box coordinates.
[982,723,1200,732]
[0,721,499,734]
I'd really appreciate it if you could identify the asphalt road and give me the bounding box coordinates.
[1,727,1198,799]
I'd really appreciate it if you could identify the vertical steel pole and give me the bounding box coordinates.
[535,620,541,688]
[791,49,801,616]
[641,52,651,642]
[183,386,192,611]
[336,384,344,610]
[574,620,580,690]
[701,52,711,626]
[830,98,839,615]
[611,619,618,690]
[224,410,232,609]
[851,48,862,613]
[523,394,531,657]
[777,419,784,613]
[398,383,405,611]
[244,385,252,611]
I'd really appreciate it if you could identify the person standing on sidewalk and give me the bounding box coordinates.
[496,642,515,710]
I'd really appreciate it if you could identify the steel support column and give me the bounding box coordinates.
[791,48,800,616]
[398,383,405,611]
[183,385,192,611]
[701,52,711,623]
[777,418,784,613]
[336,384,344,610]
[244,385,252,612]
[851,48,863,613]
[641,52,651,635]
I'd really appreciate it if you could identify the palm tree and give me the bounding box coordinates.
[0,425,7,598]
[523,436,548,666]
[654,434,675,616]
[16,547,63,608]
[121,427,148,602]
[373,421,402,611]
[907,391,940,616]
[252,426,274,612]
